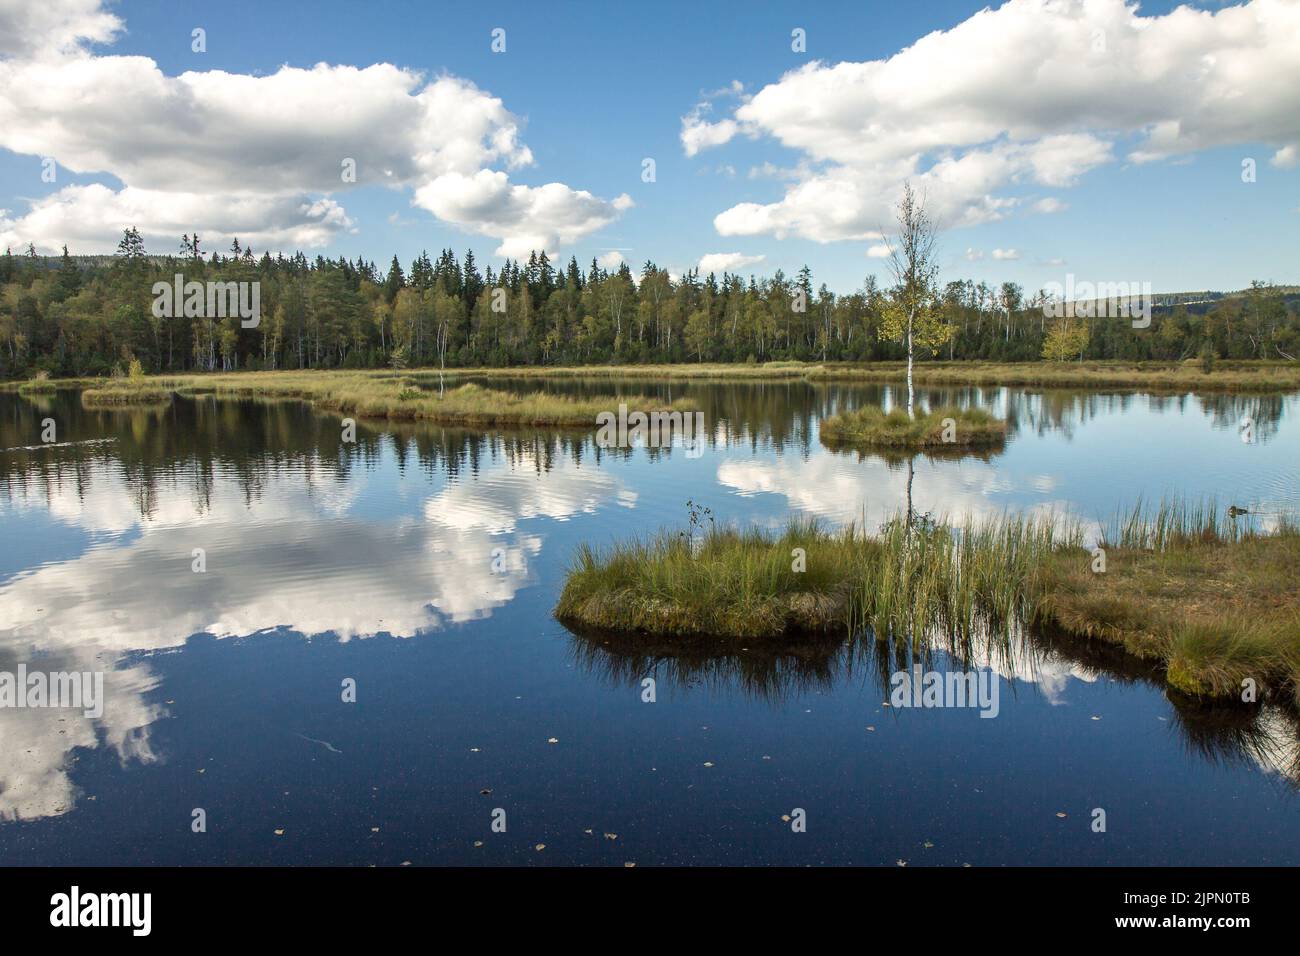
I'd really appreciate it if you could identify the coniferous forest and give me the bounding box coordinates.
[2,230,1297,380]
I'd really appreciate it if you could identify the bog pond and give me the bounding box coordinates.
[1,379,1297,865]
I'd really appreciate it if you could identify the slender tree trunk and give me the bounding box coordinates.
[906,311,915,417]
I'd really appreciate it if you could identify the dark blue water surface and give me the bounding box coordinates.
[1,381,1297,865]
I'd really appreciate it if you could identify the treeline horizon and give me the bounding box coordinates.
[2,231,1297,379]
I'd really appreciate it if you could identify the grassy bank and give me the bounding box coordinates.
[556,502,1300,703]
[75,370,696,427]
[809,360,1300,392]
[441,359,1300,392]
[819,405,1006,450]
[9,359,1297,394]
[445,362,815,382]
[1036,503,1300,698]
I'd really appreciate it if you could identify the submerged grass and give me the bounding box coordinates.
[819,405,1006,450]
[557,500,1300,703]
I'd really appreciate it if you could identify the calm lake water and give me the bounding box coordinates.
[1,380,1298,865]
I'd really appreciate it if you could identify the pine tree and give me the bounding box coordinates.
[383,255,405,304]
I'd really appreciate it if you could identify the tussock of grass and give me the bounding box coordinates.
[819,405,1006,450]
[17,372,55,395]
[81,384,174,407]
[558,500,1300,703]
[556,521,865,639]
[1165,618,1300,699]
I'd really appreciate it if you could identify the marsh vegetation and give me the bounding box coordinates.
[556,500,1300,704]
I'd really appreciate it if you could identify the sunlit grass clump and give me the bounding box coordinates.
[819,405,1006,450]
[17,372,56,395]
[81,384,174,407]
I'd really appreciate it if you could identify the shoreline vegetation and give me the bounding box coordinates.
[7,359,1300,396]
[555,501,1300,704]
[52,371,696,427]
[819,406,1006,450]
[452,359,1300,392]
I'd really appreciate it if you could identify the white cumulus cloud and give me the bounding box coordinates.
[698,252,766,274]
[0,0,628,257]
[684,0,1300,244]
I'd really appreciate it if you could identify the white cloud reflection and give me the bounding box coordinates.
[0,440,627,819]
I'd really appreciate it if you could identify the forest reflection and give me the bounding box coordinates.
[3,384,1289,520]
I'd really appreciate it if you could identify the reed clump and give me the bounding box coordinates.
[556,512,1071,643]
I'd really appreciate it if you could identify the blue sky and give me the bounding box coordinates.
[0,0,1297,294]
